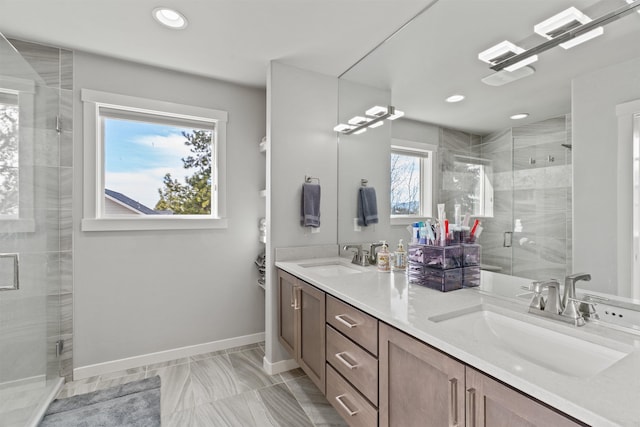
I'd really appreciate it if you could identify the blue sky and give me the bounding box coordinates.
[104,118,194,208]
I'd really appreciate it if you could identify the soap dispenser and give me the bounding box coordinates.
[377,241,391,272]
[393,239,407,272]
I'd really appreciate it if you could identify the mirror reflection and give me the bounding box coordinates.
[337,0,640,301]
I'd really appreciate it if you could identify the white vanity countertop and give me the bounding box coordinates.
[276,258,640,427]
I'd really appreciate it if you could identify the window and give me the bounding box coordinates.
[451,155,494,218]
[0,77,35,233]
[390,140,435,223]
[0,90,19,219]
[81,89,228,231]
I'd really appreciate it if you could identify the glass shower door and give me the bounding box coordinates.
[479,116,572,281]
[0,32,62,426]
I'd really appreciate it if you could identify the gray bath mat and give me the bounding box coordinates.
[40,376,161,427]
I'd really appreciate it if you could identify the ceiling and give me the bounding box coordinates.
[341,0,640,134]
[0,0,432,88]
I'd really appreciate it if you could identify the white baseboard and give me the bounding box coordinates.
[74,332,265,380]
[262,356,299,376]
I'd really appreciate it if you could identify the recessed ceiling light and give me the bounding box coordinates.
[153,7,188,29]
[510,113,529,120]
[446,94,465,103]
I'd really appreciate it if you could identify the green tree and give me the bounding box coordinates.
[155,129,213,214]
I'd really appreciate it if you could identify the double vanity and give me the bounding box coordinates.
[275,255,640,426]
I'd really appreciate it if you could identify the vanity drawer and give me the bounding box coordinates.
[326,325,378,406]
[327,295,378,356]
[326,364,378,427]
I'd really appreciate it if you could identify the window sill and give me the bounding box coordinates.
[0,219,36,233]
[81,217,228,232]
[390,216,434,226]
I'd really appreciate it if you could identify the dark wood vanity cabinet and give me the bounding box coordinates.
[379,322,465,427]
[277,269,325,393]
[277,269,586,427]
[465,368,583,427]
[378,322,583,427]
[325,296,379,425]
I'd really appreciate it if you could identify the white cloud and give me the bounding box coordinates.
[106,166,189,209]
[132,132,193,159]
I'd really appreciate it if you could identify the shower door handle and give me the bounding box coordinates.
[503,231,513,248]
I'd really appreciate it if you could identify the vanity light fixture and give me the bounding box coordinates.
[626,0,640,14]
[478,41,538,72]
[152,7,188,29]
[534,7,603,49]
[334,105,403,135]
[446,94,465,103]
[510,113,529,120]
[489,1,639,72]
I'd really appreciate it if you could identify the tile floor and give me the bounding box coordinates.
[55,343,348,426]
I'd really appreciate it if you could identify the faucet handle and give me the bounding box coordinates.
[567,297,599,321]
[528,282,546,311]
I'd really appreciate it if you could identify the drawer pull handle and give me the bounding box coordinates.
[335,352,359,370]
[335,394,359,416]
[449,378,458,427]
[294,287,301,310]
[466,388,476,427]
[334,314,358,328]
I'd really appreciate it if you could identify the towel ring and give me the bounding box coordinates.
[361,179,368,187]
[305,175,320,184]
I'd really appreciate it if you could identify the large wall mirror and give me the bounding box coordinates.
[337,0,640,302]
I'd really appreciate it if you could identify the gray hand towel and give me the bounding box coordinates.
[357,187,379,226]
[301,183,321,227]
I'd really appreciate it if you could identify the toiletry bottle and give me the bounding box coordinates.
[377,241,391,272]
[393,239,407,272]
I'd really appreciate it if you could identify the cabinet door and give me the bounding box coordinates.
[277,270,297,358]
[379,322,465,427]
[465,368,583,427]
[298,280,326,394]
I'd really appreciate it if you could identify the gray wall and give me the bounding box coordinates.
[73,52,266,368]
[265,62,338,365]
[573,56,640,297]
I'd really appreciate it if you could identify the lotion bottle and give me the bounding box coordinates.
[377,241,391,272]
[393,239,407,272]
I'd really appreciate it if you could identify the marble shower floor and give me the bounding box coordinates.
[55,343,348,427]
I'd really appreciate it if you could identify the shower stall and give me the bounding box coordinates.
[478,116,573,280]
[440,115,572,282]
[0,33,67,426]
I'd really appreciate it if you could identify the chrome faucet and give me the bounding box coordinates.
[343,245,369,266]
[527,278,586,326]
[368,242,384,265]
[562,273,591,316]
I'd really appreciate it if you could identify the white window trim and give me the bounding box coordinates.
[81,89,228,232]
[390,139,437,226]
[0,76,36,233]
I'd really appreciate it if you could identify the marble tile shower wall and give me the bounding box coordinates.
[478,116,572,281]
[1,39,73,382]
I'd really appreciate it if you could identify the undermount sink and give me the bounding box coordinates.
[298,261,363,277]
[429,305,631,378]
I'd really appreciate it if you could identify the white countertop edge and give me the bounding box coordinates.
[276,258,637,427]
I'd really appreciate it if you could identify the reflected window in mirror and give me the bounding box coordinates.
[451,155,494,218]
[0,90,19,218]
[390,142,434,222]
[0,77,35,233]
